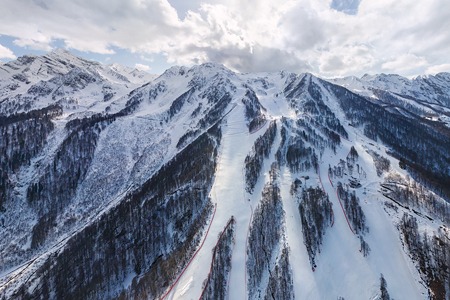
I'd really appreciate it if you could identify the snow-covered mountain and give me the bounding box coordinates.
[0,51,449,300]
[0,49,156,116]
[331,73,450,126]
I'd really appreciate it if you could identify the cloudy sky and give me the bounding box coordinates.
[1,0,449,77]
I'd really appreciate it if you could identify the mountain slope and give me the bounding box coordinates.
[0,51,449,300]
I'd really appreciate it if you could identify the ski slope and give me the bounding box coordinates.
[167,98,271,300]
[163,73,427,300]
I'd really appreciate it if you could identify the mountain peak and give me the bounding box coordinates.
[50,47,71,55]
[45,48,96,67]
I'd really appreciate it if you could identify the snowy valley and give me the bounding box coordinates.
[0,50,449,300]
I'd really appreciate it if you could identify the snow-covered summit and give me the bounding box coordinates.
[334,72,450,107]
[0,49,158,116]
[107,63,157,84]
[331,72,450,128]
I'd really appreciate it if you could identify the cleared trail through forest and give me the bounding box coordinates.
[327,169,355,235]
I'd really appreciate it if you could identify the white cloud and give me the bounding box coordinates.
[135,63,151,71]
[382,54,428,72]
[13,37,53,51]
[0,0,181,54]
[425,63,450,75]
[318,44,376,77]
[0,44,16,59]
[0,0,449,76]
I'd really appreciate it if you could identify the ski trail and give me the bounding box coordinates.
[315,155,374,299]
[170,102,265,300]
[328,169,355,235]
[280,168,320,299]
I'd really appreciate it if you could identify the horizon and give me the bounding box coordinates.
[3,47,449,81]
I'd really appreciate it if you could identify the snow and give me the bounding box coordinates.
[167,91,260,300]
[166,72,295,299]
[280,167,318,298]
[164,72,431,300]
[1,52,447,299]
[331,72,450,124]
[0,48,156,117]
[317,147,423,300]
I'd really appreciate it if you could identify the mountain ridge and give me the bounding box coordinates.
[0,50,449,300]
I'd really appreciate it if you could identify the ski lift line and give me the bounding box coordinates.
[0,222,81,292]
[249,119,268,135]
[339,133,351,143]
[225,125,246,128]
[172,103,238,157]
[0,184,135,293]
[198,217,235,300]
[225,122,246,126]
[222,103,238,119]
[160,203,217,300]
[328,172,355,235]
[135,116,160,121]
[225,120,247,125]
[225,131,248,136]
[0,256,39,292]
[224,126,247,130]
[224,124,246,128]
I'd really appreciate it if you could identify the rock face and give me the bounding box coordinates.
[0,51,449,300]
